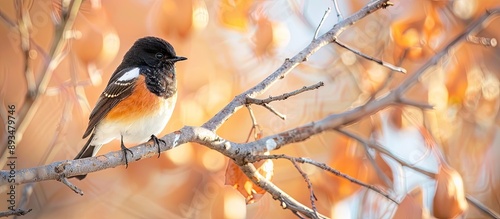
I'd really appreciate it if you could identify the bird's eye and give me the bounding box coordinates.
[155,52,164,59]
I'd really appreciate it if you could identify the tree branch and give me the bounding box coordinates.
[331,0,343,21]
[290,160,319,218]
[202,0,394,131]
[3,3,500,219]
[248,154,398,204]
[0,208,32,217]
[15,0,36,96]
[244,105,263,142]
[0,0,83,168]
[312,7,331,41]
[238,163,328,219]
[246,82,324,105]
[466,195,500,219]
[336,128,500,219]
[334,39,407,73]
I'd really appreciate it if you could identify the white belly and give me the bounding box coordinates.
[90,95,176,156]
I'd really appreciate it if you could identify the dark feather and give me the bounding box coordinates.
[71,133,98,180]
[82,67,138,138]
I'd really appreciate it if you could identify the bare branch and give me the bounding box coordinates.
[15,0,36,96]
[313,7,331,41]
[2,3,499,218]
[0,208,32,217]
[245,82,324,121]
[245,105,263,142]
[203,0,395,131]
[334,40,407,73]
[466,195,500,219]
[262,103,286,120]
[57,177,83,195]
[394,10,500,95]
[290,160,319,218]
[331,0,343,21]
[0,0,83,168]
[248,154,398,204]
[0,126,215,185]
[368,49,407,102]
[246,82,324,105]
[335,128,436,178]
[336,129,500,218]
[0,9,16,27]
[398,97,434,109]
[350,130,393,187]
[238,163,329,219]
[17,183,34,216]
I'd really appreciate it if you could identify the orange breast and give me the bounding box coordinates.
[105,75,161,123]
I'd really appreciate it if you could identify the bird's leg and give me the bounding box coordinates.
[121,135,134,168]
[149,135,166,158]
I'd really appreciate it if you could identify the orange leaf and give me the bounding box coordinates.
[252,17,274,57]
[225,158,274,204]
[393,187,430,219]
[390,5,443,61]
[324,136,370,201]
[433,164,468,218]
[388,107,404,130]
[371,152,394,185]
[218,0,253,31]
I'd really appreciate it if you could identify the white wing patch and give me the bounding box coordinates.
[118,67,140,81]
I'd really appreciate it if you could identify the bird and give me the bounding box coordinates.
[72,36,187,180]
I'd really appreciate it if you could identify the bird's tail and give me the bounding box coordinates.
[71,134,96,180]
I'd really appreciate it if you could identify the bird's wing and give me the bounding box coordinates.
[82,67,140,138]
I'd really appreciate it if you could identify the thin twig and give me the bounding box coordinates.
[332,0,343,21]
[245,82,324,121]
[16,183,33,219]
[245,105,263,142]
[290,160,320,219]
[334,39,407,73]
[246,82,324,105]
[262,104,286,120]
[335,128,436,178]
[0,209,32,217]
[0,0,82,168]
[203,0,395,131]
[3,3,499,219]
[368,49,407,102]
[398,97,434,109]
[54,161,83,195]
[353,133,393,187]
[246,105,258,126]
[395,10,499,95]
[0,9,16,27]
[466,35,497,47]
[466,195,500,219]
[245,81,324,120]
[290,210,306,219]
[313,7,331,41]
[15,0,36,96]
[238,163,329,219]
[57,177,83,195]
[337,130,500,218]
[249,154,398,204]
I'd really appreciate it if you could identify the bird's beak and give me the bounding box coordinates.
[172,56,187,62]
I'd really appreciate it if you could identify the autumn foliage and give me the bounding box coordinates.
[1,0,500,218]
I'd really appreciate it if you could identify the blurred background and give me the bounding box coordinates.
[1,0,500,218]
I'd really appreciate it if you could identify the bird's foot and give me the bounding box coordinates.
[149,135,166,158]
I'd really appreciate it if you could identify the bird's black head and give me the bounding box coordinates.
[120,36,187,69]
